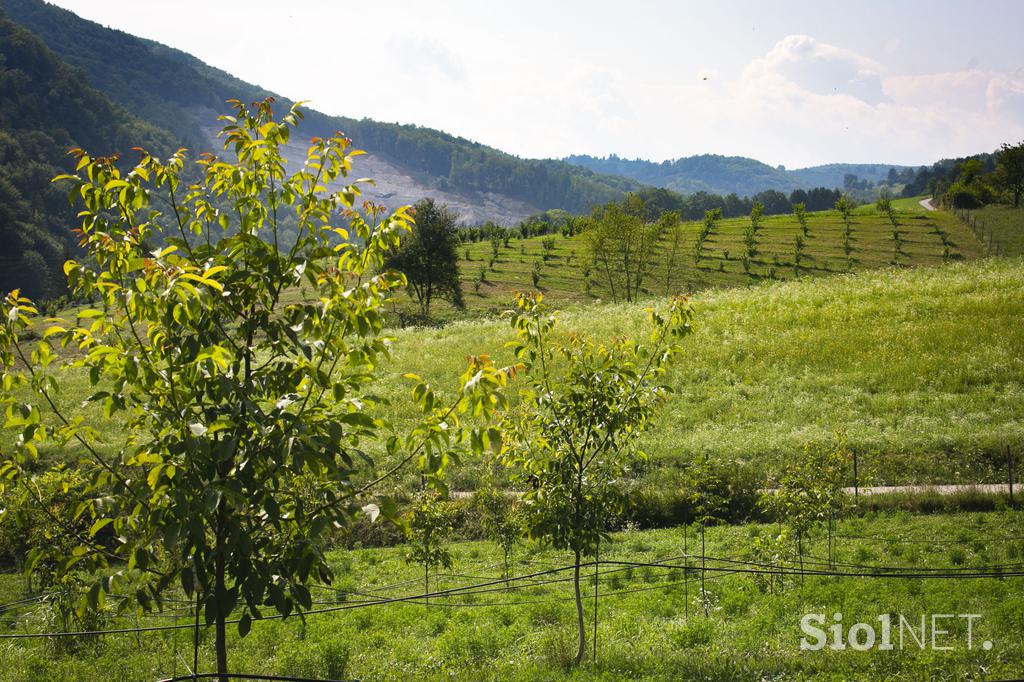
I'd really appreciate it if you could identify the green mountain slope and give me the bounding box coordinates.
[0,0,641,220]
[0,9,176,297]
[566,154,911,197]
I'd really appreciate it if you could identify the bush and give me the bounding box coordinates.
[944,181,994,208]
[624,465,762,529]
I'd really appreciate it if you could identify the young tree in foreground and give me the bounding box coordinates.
[473,484,524,586]
[760,443,848,586]
[501,291,693,667]
[0,100,514,681]
[384,197,465,316]
[403,490,455,605]
[686,454,727,616]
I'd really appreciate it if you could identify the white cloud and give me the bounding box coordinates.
[562,65,635,124]
[884,69,992,110]
[389,35,466,82]
[743,34,888,105]
[688,35,1024,166]
[987,70,1024,121]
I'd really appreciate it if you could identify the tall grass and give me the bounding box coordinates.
[379,258,1024,489]
[963,204,1024,257]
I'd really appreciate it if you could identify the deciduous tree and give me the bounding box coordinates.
[384,198,465,316]
[501,291,692,666]
[403,490,455,605]
[0,100,513,681]
[996,140,1024,207]
[584,198,666,303]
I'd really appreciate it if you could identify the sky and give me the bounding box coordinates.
[47,0,1024,169]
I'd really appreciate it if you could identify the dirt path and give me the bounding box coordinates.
[844,482,1018,497]
[919,197,937,211]
[453,482,1020,500]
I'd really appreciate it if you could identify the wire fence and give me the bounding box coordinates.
[954,206,1003,255]
[3,525,1024,680]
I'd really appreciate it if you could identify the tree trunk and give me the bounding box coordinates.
[592,536,599,663]
[701,524,707,617]
[797,532,804,592]
[424,565,430,607]
[828,513,833,569]
[573,549,586,667]
[683,524,688,619]
[599,253,617,303]
[215,541,228,682]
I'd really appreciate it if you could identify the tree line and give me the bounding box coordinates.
[0,12,176,299]
[898,142,1024,209]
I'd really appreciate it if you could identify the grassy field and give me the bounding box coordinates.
[436,208,979,317]
[21,257,1024,492]
[377,257,1024,490]
[2,510,1023,681]
[956,204,1024,257]
[889,195,931,212]
[3,210,1021,681]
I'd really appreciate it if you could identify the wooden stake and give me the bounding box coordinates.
[1008,445,1015,505]
[853,449,859,501]
[593,533,600,663]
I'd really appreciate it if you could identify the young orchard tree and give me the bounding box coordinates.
[793,234,805,274]
[384,198,465,316]
[501,291,693,666]
[531,260,542,288]
[661,212,685,294]
[693,208,721,266]
[541,236,557,259]
[760,444,849,586]
[0,466,87,595]
[0,100,514,681]
[743,222,757,260]
[877,192,899,234]
[584,198,667,303]
[750,201,764,232]
[403,490,455,605]
[875,194,891,214]
[473,485,524,586]
[835,195,854,235]
[686,454,727,616]
[792,202,808,236]
[750,530,789,596]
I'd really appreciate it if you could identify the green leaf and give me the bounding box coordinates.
[238,610,252,637]
[89,518,113,537]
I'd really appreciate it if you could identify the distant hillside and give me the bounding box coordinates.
[788,163,910,190]
[0,9,177,298]
[0,0,642,223]
[565,154,911,197]
[450,205,980,317]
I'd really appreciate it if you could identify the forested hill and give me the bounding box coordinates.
[0,0,641,221]
[565,154,910,197]
[0,10,177,298]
